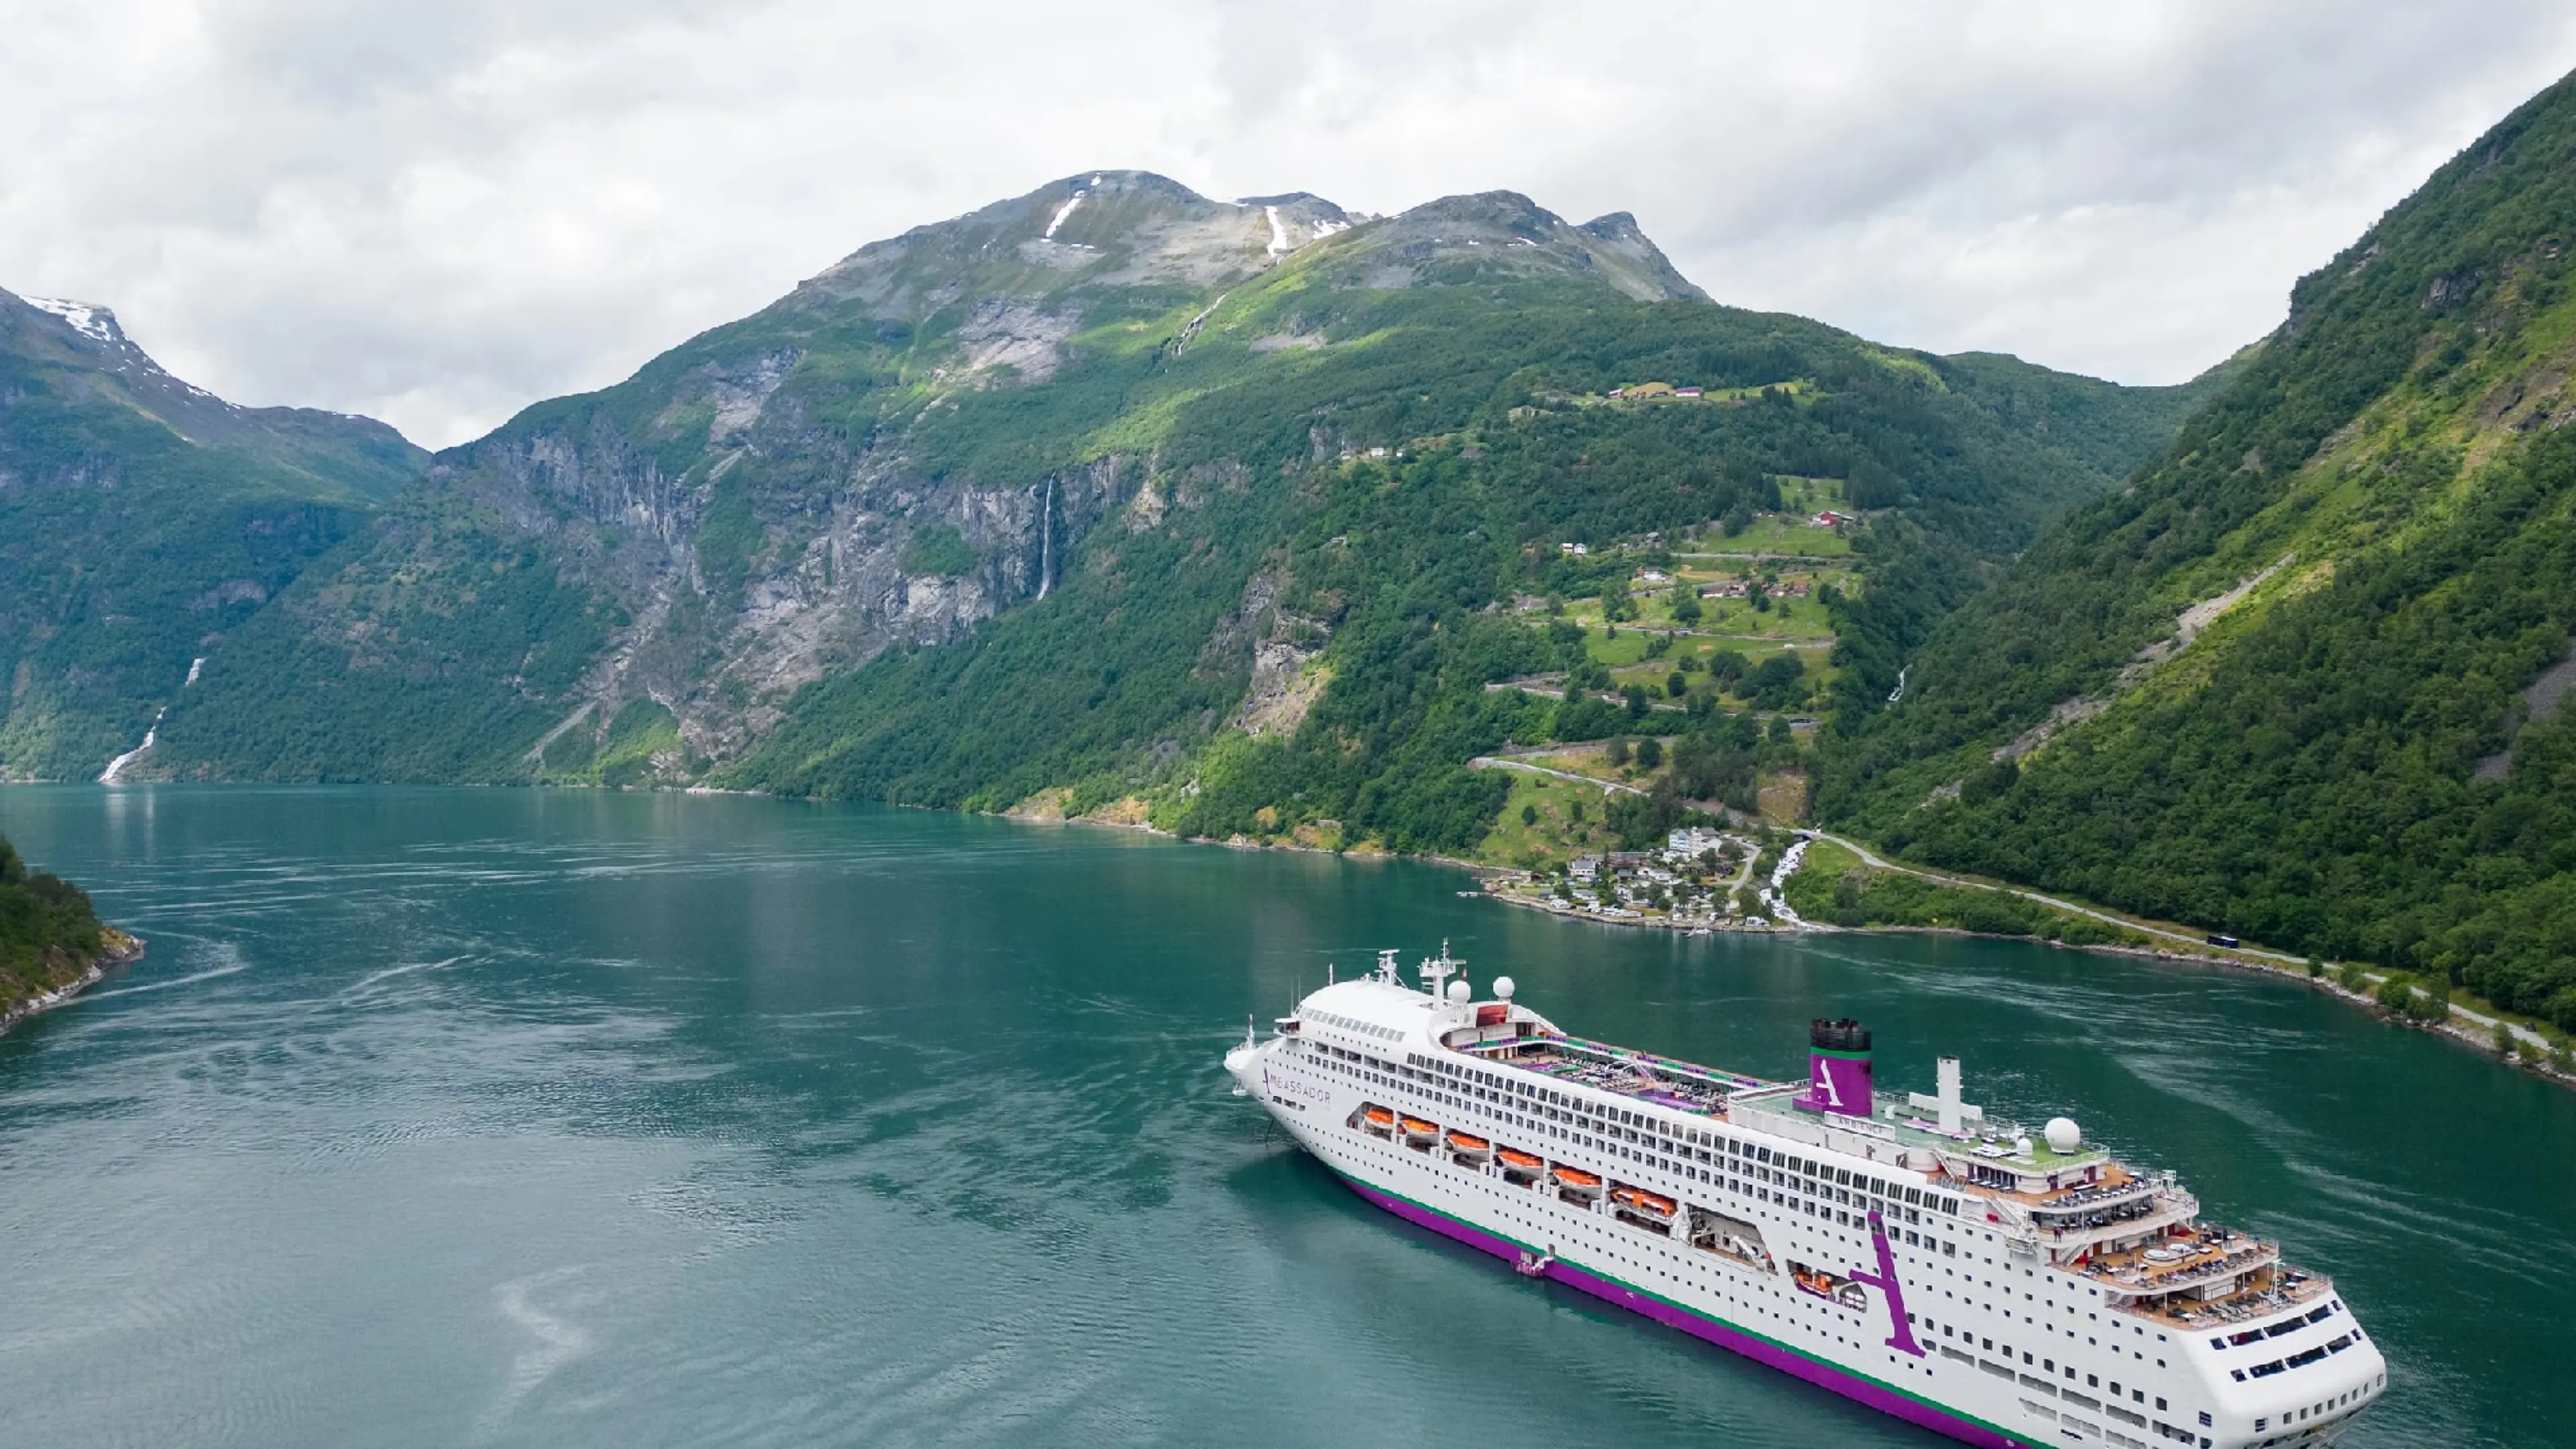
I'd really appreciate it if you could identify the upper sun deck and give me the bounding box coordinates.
[1462,1033,1781,1117]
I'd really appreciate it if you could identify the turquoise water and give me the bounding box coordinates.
[0,787,2565,1448]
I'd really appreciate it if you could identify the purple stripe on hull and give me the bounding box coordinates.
[1337,1173,2036,1449]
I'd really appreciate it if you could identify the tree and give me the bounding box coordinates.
[1623,684,1650,718]
[1636,737,1664,769]
[1670,582,1702,625]
[1521,803,1539,826]
[1743,653,1807,710]
[1607,737,1631,767]
[1667,671,1687,698]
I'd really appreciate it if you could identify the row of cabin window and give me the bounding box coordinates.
[2229,1332,2360,1383]
[1334,1050,1955,1255]
[1313,1012,1398,1042]
[1331,1053,1950,1250]
[1922,1317,2178,1412]
[2212,1301,2339,1348]
[1405,1053,1964,1218]
[2244,1376,2379,1440]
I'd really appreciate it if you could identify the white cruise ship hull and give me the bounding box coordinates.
[1227,969,2385,1449]
[1261,1067,2038,1448]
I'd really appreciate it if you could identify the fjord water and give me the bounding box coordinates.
[0,789,2565,1449]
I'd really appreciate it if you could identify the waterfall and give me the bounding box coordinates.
[1037,478,1055,600]
[98,655,205,784]
[99,712,164,784]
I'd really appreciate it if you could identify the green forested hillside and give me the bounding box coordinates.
[1822,68,2576,1027]
[686,215,2212,843]
[0,290,425,778]
[0,833,111,1018]
[137,178,2206,859]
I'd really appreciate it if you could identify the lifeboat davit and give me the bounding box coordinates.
[1400,1116,1440,1143]
[1496,1147,1544,1171]
[1552,1165,1605,1195]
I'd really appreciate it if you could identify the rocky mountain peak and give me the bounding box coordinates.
[0,285,423,497]
[1299,191,1708,303]
[790,171,1354,326]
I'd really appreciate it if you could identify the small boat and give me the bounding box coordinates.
[1613,1186,1678,1219]
[1496,1147,1544,1171]
[1444,1130,1492,1159]
[1400,1116,1440,1143]
[1552,1165,1605,1195]
[1362,1106,1395,1135]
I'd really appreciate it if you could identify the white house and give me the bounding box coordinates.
[1666,827,1726,858]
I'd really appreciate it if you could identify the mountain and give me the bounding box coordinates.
[0,289,426,778]
[1820,70,2576,1028]
[140,172,2210,846]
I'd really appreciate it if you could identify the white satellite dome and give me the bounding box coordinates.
[2045,1117,2082,1154]
[1491,975,1516,1001]
[2013,1136,2035,1157]
[1446,979,1472,1004]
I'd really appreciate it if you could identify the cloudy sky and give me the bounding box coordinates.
[7,2,2576,449]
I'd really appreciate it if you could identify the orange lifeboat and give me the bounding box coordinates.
[1444,1130,1491,1158]
[1496,1147,1544,1171]
[1614,1186,1679,1218]
[1552,1165,1605,1194]
[1362,1107,1395,1134]
[1400,1116,1440,1142]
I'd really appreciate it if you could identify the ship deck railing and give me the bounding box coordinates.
[2031,1187,2195,1240]
[2082,1232,2285,1298]
[2107,1271,2332,1328]
[2019,1165,2153,1211]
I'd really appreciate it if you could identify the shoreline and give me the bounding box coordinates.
[1470,877,2576,1089]
[1034,803,2576,1092]
[50,782,2568,1088]
[0,931,145,1038]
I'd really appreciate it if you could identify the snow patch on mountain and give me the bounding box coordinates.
[23,296,121,345]
[1043,193,1085,240]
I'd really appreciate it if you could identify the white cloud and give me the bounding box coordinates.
[4,0,2573,447]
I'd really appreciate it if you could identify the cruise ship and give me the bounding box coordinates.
[1224,948,2385,1449]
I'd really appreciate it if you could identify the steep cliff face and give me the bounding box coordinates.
[429,417,1136,766]
[153,172,1368,782]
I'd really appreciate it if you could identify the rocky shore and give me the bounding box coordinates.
[0,929,145,1038]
